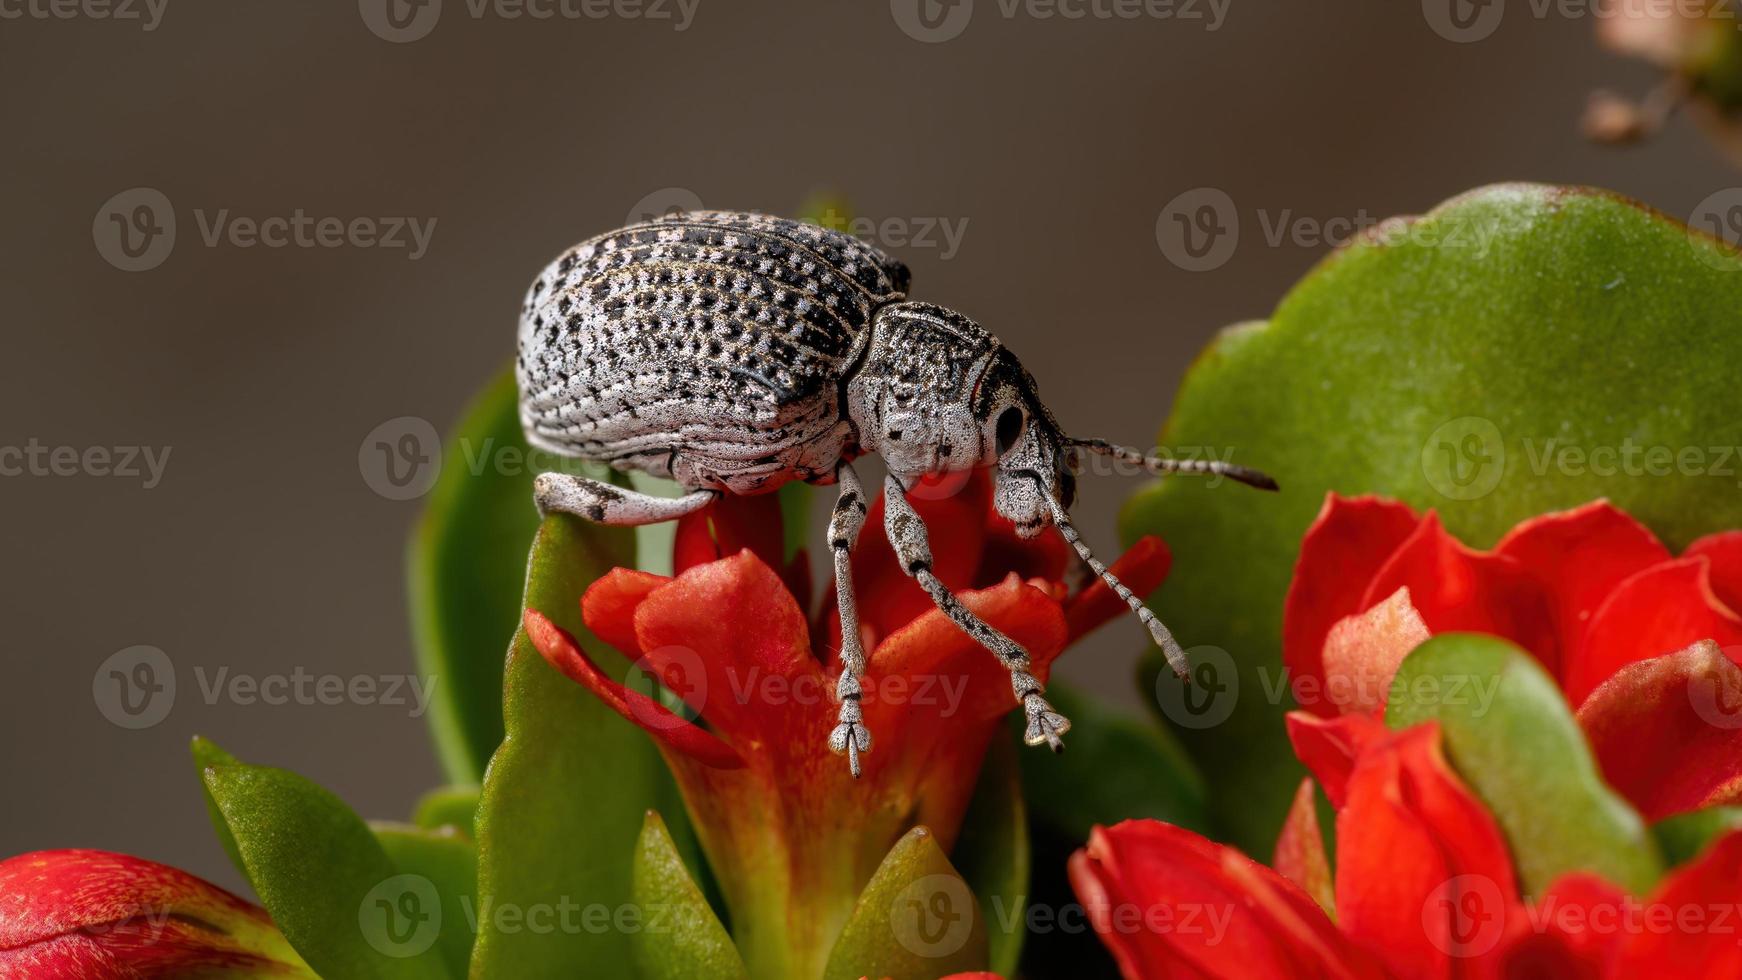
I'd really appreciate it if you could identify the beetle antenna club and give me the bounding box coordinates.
[516,210,1273,776]
[1067,437,1279,492]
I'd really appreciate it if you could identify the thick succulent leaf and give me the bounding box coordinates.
[411,785,479,837]
[190,736,245,875]
[1121,184,1742,851]
[1385,633,1662,894]
[372,823,479,980]
[196,743,449,979]
[628,810,747,980]
[1654,806,1742,867]
[822,826,988,980]
[469,513,688,978]
[952,732,1029,977]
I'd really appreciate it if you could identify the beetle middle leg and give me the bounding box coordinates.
[880,474,1071,751]
[825,460,872,777]
[533,472,717,525]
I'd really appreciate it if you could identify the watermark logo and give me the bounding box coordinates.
[623,647,709,729]
[1690,188,1742,271]
[626,186,705,226]
[891,0,974,42]
[93,645,176,729]
[1424,874,1508,957]
[1422,416,1506,501]
[890,872,976,958]
[361,875,443,958]
[1154,645,1237,729]
[94,188,176,272]
[359,416,442,501]
[359,0,443,42]
[0,0,167,29]
[816,208,970,261]
[1689,649,1742,731]
[1156,187,1238,272]
[1422,0,1504,42]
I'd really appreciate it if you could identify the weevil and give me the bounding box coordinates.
[516,210,1276,777]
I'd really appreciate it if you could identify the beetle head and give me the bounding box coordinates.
[977,351,1076,538]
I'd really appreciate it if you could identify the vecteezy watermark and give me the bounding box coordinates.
[1426,871,1742,959]
[890,873,979,959]
[0,0,167,30]
[93,188,436,272]
[1422,0,1742,45]
[1423,874,1509,958]
[814,207,970,261]
[890,0,1230,44]
[359,416,443,501]
[1687,646,1742,731]
[1156,189,1501,272]
[625,186,705,226]
[358,0,700,43]
[1421,416,1742,501]
[360,885,740,958]
[1154,645,1238,730]
[1690,188,1742,271]
[92,647,438,729]
[0,440,171,489]
[361,875,444,958]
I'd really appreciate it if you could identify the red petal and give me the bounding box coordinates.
[1495,873,1627,980]
[1285,710,1390,810]
[1608,830,1742,977]
[1334,724,1521,979]
[978,509,1073,588]
[1567,557,1742,706]
[1069,820,1380,979]
[1317,587,1432,715]
[580,567,669,659]
[1575,640,1742,820]
[1284,495,1424,717]
[1684,531,1742,615]
[631,549,823,743]
[1063,535,1173,645]
[1492,500,1671,679]
[0,849,306,978]
[1273,778,1335,914]
[1360,512,1558,676]
[523,608,745,769]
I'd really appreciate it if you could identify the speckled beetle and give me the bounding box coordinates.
[517,210,1276,777]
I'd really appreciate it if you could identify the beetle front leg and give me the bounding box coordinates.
[881,474,1071,751]
[533,472,717,525]
[826,461,872,777]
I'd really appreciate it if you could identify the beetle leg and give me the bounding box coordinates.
[533,472,717,525]
[881,474,1071,752]
[826,461,873,777]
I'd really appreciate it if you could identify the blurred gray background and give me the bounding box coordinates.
[3,0,1735,892]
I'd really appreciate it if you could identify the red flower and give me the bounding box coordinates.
[525,470,1171,977]
[1071,723,1742,979]
[1283,494,1742,819]
[0,849,311,979]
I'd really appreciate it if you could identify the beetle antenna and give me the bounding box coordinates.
[1068,438,1278,491]
[1046,494,1191,680]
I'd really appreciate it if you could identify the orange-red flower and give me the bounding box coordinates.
[525,470,1171,976]
[1283,494,1742,820]
[0,849,311,979]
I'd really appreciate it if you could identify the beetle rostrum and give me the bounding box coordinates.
[516,210,1277,777]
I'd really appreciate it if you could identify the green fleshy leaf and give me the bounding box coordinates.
[412,785,480,837]
[197,744,449,979]
[1121,183,1742,852]
[1022,682,1208,840]
[953,734,1029,977]
[469,514,687,977]
[1385,633,1662,895]
[191,736,245,876]
[822,826,989,980]
[1654,807,1742,867]
[372,823,479,980]
[628,810,748,980]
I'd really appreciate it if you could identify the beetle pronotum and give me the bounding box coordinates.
[517,210,1275,777]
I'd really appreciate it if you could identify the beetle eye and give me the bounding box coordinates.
[995,406,1025,456]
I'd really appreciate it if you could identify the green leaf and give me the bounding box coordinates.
[469,513,688,977]
[412,785,480,837]
[191,736,245,875]
[953,733,1029,977]
[1385,633,1662,895]
[628,810,748,980]
[197,743,450,979]
[1021,682,1208,840]
[373,823,479,980]
[822,826,989,980]
[1654,807,1742,867]
[1121,183,1742,852]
